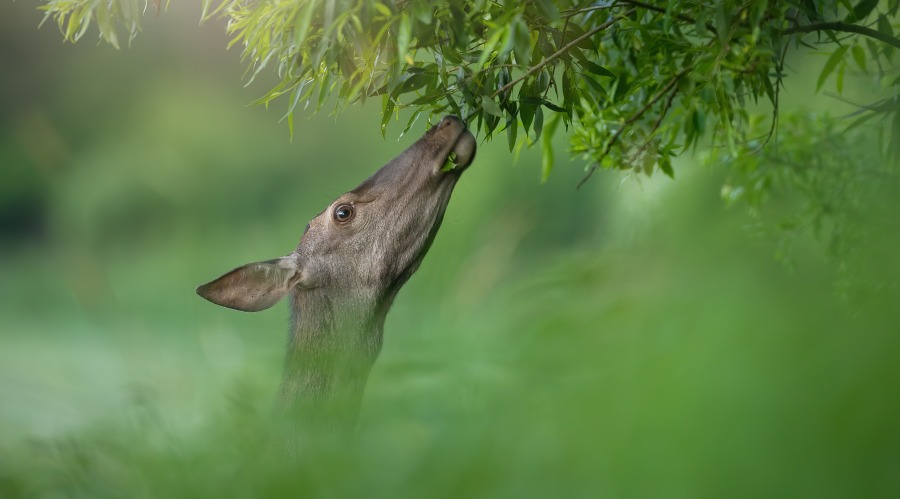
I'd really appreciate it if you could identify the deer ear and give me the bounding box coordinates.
[196,256,301,312]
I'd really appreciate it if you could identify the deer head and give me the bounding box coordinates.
[196,115,477,425]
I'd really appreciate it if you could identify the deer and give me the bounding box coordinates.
[196,115,477,431]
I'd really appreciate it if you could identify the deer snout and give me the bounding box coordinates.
[436,115,476,170]
[448,130,476,169]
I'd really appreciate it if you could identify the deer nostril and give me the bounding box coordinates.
[440,115,462,129]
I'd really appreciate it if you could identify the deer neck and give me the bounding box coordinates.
[279,287,391,427]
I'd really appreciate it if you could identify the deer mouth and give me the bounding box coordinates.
[445,129,477,171]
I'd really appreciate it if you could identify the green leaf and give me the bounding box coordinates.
[798,0,821,20]
[659,155,675,179]
[694,10,709,36]
[536,70,550,94]
[287,112,294,141]
[839,0,855,15]
[409,91,446,105]
[836,61,846,93]
[533,105,544,140]
[692,108,706,135]
[878,14,894,37]
[95,4,120,49]
[412,1,432,24]
[478,28,505,69]
[580,61,616,78]
[845,0,879,22]
[715,1,731,43]
[540,115,560,182]
[817,45,848,91]
[520,101,535,134]
[533,0,560,21]
[611,73,630,103]
[374,2,393,17]
[541,136,553,182]
[391,73,428,98]
[844,110,878,133]
[401,110,423,138]
[520,97,565,113]
[441,45,462,64]
[543,101,566,113]
[497,67,512,104]
[507,118,518,151]
[317,72,332,110]
[445,93,462,116]
[851,45,867,72]
[381,95,394,137]
[68,8,92,42]
[293,1,317,50]
[557,23,596,51]
[485,112,500,136]
[482,95,504,117]
[397,12,412,64]
[562,70,574,122]
[762,75,776,106]
[582,76,607,100]
[511,18,531,67]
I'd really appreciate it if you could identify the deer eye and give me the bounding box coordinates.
[333,204,355,224]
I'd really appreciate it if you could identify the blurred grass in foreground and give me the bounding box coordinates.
[2,165,898,498]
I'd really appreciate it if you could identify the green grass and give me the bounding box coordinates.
[3,170,899,497]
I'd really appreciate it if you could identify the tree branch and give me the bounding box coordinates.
[631,82,680,160]
[618,0,717,34]
[562,3,615,19]
[461,7,637,121]
[577,67,691,188]
[783,21,900,51]
[759,40,789,152]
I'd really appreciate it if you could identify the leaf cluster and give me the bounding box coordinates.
[38,0,168,48]
[717,111,900,297]
[37,0,900,185]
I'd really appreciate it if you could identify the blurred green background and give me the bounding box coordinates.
[2,3,899,498]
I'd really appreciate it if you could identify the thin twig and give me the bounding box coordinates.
[783,21,900,51]
[462,7,637,122]
[758,40,790,152]
[491,7,636,100]
[562,5,615,18]
[577,67,691,188]
[547,15,573,101]
[618,0,717,34]
[631,82,680,161]
[826,93,896,115]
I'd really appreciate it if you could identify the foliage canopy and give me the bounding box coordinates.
[38,0,900,183]
[35,0,900,287]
